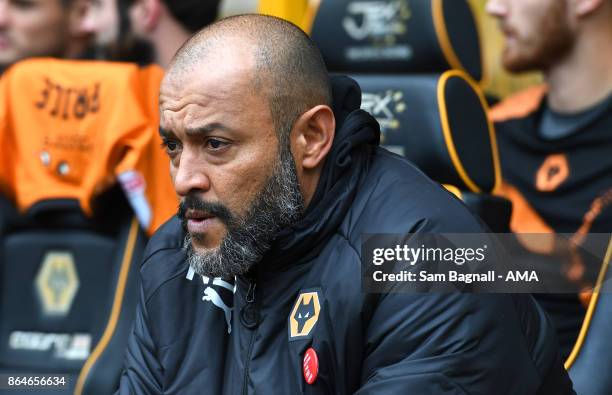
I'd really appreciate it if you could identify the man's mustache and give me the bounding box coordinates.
[177,194,235,227]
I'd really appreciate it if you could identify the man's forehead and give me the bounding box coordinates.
[163,46,258,93]
[160,72,259,117]
[159,62,272,131]
[167,36,257,76]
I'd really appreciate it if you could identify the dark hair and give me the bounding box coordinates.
[120,0,220,33]
[163,0,220,32]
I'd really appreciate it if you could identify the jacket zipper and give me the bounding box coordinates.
[242,280,258,395]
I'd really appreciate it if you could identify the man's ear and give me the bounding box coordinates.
[572,0,604,17]
[133,0,162,32]
[292,105,336,171]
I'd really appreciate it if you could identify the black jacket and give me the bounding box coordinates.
[118,77,574,394]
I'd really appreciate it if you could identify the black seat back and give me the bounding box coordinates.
[566,237,612,395]
[0,187,146,394]
[311,0,483,81]
[354,71,498,193]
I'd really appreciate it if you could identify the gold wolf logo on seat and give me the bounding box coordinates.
[35,251,79,317]
[289,290,322,340]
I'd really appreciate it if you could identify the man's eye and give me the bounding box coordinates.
[161,139,179,153]
[206,139,228,150]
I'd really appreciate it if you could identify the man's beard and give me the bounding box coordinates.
[502,1,574,73]
[179,141,304,278]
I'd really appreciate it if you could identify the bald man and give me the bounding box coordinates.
[117,15,574,394]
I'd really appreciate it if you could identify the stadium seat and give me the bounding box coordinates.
[353,71,510,231]
[565,236,612,395]
[0,59,177,394]
[310,0,483,82]
[310,0,510,232]
[0,189,146,394]
[354,71,498,193]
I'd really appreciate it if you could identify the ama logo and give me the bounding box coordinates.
[289,289,322,341]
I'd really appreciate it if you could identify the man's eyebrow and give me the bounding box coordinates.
[159,128,174,138]
[184,122,233,137]
[159,123,234,138]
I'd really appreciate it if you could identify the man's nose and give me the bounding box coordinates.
[173,151,212,197]
[0,1,10,28]
[77,6,98,35]
[485,0,507,17]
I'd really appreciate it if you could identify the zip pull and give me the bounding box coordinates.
[240,280,260,329]
[246,281,256,303]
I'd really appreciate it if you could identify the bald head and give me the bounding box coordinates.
[166,14,332,143]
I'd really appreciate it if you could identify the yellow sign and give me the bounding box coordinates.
[289,290,321,340]
[36,252,79,316]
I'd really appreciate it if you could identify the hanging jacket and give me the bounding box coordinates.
[0,58,177,235]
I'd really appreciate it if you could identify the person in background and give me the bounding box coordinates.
[79,0,220,66]
[71,0,221,232]
[487,0,612,359]
[0,0,90,73]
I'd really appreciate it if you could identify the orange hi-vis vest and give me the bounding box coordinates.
[0,58,177,235]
